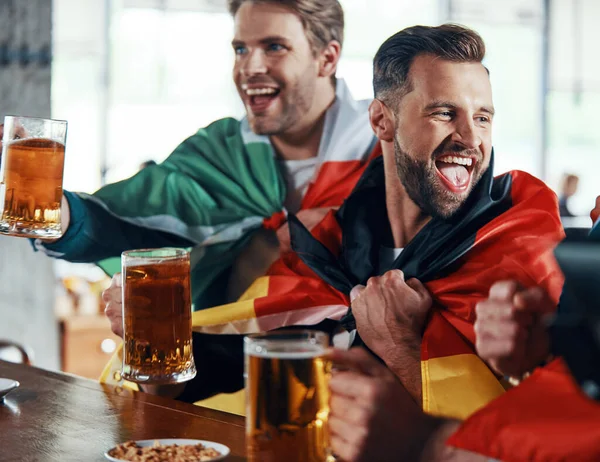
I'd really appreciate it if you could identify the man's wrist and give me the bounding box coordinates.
[373,331,423,402]
[390,327,421,360]
[372,332,420,368]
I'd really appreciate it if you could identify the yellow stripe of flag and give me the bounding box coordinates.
[191,276,269,326]
[422,353,506,420]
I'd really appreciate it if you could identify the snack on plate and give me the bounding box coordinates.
[108,440,222,461]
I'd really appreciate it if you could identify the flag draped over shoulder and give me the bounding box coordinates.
[98,80,376,387]
[447,359,600,461]
[188,155,565,419]
[89,79,376,309]
[101,153,564,421]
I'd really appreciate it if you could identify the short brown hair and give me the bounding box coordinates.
[227,0,344,54]
[373,24,486,105]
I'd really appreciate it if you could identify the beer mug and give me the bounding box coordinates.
[0,115,67,239]
[245,330,334,462]
[121,248,197,384]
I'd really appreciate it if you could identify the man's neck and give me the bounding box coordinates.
[270,82,336,161]
[382,142,431,248]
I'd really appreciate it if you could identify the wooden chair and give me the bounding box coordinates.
[0,340,33,365]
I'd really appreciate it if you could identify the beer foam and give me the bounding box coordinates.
[246,344,326,359]
[122,248,189,267]
[124,257,179,267]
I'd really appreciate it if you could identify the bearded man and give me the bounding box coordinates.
[104,25,565,420]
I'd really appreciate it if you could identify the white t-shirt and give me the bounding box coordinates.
[277,157,319,214]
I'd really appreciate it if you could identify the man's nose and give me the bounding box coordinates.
[241,49,267,76]
[451,117,482,150]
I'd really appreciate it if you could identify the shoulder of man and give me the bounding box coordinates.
[162,116,273,173]
[196,116,243,139]
[171,117,243,158]
[488,170,565,302]
[92,115,281,214]
[500,170,560,212]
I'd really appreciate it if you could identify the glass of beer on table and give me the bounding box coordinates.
[121,248,197,384]
[245,330,334,462]
[0,115,67,239]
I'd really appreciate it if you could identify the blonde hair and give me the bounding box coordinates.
[228,0,344,55]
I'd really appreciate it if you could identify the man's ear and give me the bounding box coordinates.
[318,41,341,78]
[369,99,395,142]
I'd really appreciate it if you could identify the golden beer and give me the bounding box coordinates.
[121,248,196,384]
[245,331,333,462]
[0,116,67,239]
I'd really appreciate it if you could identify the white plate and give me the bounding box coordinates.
[104,439,230,461]
[0,378,19,401]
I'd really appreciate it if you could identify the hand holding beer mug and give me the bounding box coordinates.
[245,330,335,462]
[0,115,67,238]
[121,248,197,384]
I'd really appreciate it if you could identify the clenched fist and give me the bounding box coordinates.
[351,270,432,352]
[350,270,432,401]
[475,280,555,378]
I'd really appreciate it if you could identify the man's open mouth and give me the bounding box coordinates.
[243,85,281,114]
[434,154,477,193]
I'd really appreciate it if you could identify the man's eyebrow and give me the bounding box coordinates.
[258,35,291,45]
[480,105,496,116]
[232,36,291,47]
[423,100,496,116]
[423,101,458,112]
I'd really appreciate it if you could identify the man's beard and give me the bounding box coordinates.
[393,138,485,219]
[250,77,314,136]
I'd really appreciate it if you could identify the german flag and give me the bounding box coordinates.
[284,156,565,419]
[102,155,565,419]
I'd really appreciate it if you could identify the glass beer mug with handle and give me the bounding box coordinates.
[121,248,197,384]
[245,330,335,462]
[0,115,67,239]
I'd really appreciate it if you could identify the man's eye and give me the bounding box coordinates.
[234,46,248,55]
[477,116,491,123]
[435,112,453,119]
[267,43,285,52]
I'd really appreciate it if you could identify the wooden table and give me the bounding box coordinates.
[0,360,246,461]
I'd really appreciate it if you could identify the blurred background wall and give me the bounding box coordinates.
[0,0,58,370]
[0,0,598,375]
[52,0,600,216]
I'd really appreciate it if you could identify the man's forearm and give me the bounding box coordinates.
[35,191,195,263]
[378,333,422,403]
